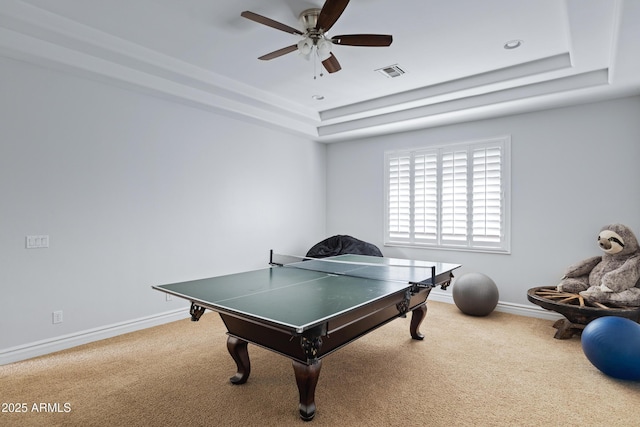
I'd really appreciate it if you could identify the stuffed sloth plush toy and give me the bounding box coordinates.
[557,224,640,306]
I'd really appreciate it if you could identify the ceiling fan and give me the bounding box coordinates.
[241,0,393,74]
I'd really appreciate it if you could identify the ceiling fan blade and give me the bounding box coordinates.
[241,11,303,35]
[258,44,298,60]
[331,34,393,47]
[321,53,342,73]
[316,0,350,32]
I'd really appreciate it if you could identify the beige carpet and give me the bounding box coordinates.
[2,301,639,426]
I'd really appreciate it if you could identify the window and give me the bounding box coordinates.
[385,136,510,253]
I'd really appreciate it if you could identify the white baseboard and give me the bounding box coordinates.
[0,308,190,366]
[428,290,563,321]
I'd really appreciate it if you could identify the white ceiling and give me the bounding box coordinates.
[1,0,639,142]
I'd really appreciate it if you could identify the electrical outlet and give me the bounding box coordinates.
[166,293,173,301]
[52,310,63,324]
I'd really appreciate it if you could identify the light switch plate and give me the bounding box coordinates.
[26,235,49,249]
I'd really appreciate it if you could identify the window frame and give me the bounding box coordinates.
[384,136,511,254]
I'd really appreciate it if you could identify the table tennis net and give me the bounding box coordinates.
[269,251,437,286]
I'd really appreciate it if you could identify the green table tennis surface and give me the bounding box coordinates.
[154,254,460,333]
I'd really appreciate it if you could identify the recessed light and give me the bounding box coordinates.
[504,40,523,50]
[312,95,324,100]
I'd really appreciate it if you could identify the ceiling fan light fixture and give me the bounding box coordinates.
[316,38,333,61]
[297,38,313,55]
[317,50,332,61]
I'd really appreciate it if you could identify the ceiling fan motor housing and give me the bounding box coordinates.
[299,8,321,31]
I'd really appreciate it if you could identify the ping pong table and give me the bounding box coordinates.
[152,252,460,421]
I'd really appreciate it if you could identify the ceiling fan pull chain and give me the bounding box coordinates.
[317,49,324,79]
[313,49,324,79]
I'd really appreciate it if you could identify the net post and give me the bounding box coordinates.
[431,265,436,288]
[269,249,285,266]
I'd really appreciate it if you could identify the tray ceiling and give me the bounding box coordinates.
[1,0,638,142]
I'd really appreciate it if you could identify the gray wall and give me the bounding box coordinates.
[0,57,327,356]
[326,96,640,307]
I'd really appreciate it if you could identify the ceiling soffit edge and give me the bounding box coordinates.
[318,69,610,137]
[319,53,573,121]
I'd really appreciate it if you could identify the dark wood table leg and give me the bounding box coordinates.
[292,360,322,421]
[227,336,250,384]
[410,303,427,340]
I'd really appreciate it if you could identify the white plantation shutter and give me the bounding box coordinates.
[441,150,468,243]
[387,155,411,241]
[472,146,503,245]
[413,152,438,242]
[385,136,510,253]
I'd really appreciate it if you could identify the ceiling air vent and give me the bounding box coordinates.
[376,64,405,78]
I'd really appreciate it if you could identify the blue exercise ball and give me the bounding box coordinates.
[581,316,640,381]
[452,272,499,316]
